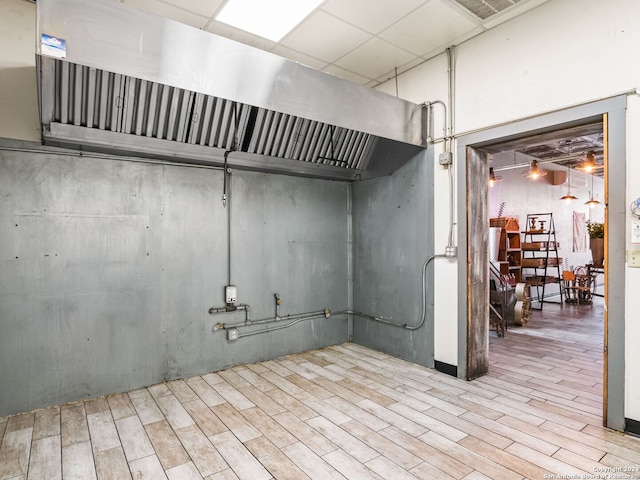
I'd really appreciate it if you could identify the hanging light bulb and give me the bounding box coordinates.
[522,159,547,179]
[577,151,597,173]
[488,167,502,187]
[560,164,577,202]
[584,173,601,207]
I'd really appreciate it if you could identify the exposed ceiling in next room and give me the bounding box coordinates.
[111,0,549,87]
[483,123,605,178]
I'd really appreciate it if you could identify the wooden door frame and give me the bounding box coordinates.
[455,96,626,431]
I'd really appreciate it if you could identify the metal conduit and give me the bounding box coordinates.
[209,307,334,333]
[208,251,449,340]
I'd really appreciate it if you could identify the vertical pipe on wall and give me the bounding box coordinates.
[446,46,456,252]
[222,150,233,286]
[227,165,232,286]
[447,46,455,145]
[347,183,354,341]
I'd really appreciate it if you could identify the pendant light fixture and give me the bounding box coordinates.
[521,159,547,179]
[585,173,601,207]
[559,140,577,201]
[560,164,577,201]
[488,167,502,187]
[576,150,597,173]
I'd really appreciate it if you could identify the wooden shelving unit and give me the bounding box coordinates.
[490,217,521,283]
[521,212,563,309]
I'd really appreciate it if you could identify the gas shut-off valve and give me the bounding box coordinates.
[274,293,282,318]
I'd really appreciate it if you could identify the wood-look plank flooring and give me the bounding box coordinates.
[2,299,640,479]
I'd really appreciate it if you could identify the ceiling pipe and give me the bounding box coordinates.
[492,153,602,172]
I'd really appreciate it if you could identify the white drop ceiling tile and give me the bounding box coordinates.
[417,26,483,60]
[270,45,329,71]
[335,37,417,81]
[280,11,370,63]
[161,0,224,19]
[122,0,209,29]
[205,21,277,51]
[379,0,479,56]
[322,65,371,86]
[322,0,428,34]
[375,57,425,84]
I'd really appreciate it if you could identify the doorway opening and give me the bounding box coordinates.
[456,96,626,431]
[484,122,606,428]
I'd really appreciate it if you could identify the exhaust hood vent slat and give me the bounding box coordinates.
[186,93,202,145]
[296,119,315,162]
[165,86,180,140]
[257,110,275,155]
[112,73,124,133]
[265,112,284,156]
[193,94,211,146]
[143,82,156,137]
[97,70,109,131]
[289,118,305,160]
[277,115,296,159]
[256,110,271,155]
[58,61,69,125]
[200,96,215,147]
[122,77,136,134]
[317,123,331,163]
[218,100,230,148]
[40,57,416,181]
[241,106,259,152]
[133,79,145,136]
[175,87,190,140]
[155,85,169,139]
[352,132,369,169]
[85,67,96,129]
[304,121,322,163]
[72,64,82,126]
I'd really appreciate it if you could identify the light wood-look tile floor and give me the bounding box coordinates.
[2,299,639,479]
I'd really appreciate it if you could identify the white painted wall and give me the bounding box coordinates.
[0,0,39,141]
[489,161,604,277]
[452,0,640,133]
[433,141,458,366]
[625,95,640,421]
[380,0,640,421]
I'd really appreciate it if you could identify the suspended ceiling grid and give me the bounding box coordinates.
[115,0,549,87]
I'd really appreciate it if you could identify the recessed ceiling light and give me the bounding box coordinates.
[216,0,323,42]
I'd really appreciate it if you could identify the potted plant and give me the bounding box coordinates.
[586,220,605,267]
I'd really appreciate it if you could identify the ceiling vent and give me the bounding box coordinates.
[453,0,523,20]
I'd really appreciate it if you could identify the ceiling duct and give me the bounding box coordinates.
[453,0,523,20]
[35,0,426,181]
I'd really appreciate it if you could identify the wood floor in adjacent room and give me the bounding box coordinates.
[2,299,639,479]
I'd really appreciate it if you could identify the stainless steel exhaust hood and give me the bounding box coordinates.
[36,0,426,181]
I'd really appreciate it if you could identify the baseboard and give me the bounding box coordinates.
[434,360,457,377]
[625,418,640,437]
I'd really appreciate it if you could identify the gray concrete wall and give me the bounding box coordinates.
[0,141,349,416]
[351,151,435,366]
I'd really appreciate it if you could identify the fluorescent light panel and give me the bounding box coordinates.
[216,0,323,42]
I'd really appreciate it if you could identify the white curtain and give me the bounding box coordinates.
[573,211,587,252]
